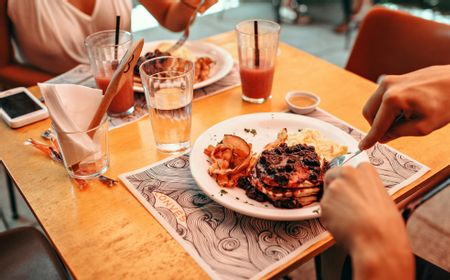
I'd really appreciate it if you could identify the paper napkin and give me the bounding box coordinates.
[38,83,104,166]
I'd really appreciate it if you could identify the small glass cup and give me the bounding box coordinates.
[139,56,194,153]
[53,118,110,180]
[85,30,135,117]
[236,19,280,103]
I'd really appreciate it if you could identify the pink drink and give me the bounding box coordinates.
[239,65,275,100]
[95,75,135,116]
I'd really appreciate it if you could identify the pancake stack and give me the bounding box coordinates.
[242,143,328,209]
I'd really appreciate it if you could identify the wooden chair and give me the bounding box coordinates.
[0,0,53,89]
[345,7,450,82]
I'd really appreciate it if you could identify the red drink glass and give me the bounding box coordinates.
[95,75,134,115]
[236,20,280,103]
[85,30,135,116]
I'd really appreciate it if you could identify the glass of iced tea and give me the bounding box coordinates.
[139,56,194,153]
[85,30,135,117]
[236,20,280,103]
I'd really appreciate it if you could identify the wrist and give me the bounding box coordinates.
[350,228,414,280]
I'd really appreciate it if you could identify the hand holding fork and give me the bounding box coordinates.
[167,0,206,53]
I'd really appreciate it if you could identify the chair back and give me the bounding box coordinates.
[346,7,450,82]
[0,0,14,68]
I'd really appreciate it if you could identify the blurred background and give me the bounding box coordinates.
[1,0,449,279]
[130,0,450,67]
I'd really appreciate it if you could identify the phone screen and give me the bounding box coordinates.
[0,92,42,119]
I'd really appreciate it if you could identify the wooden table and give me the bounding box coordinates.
[1,32,449,279]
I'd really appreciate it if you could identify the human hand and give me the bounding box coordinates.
[321,163,405,252]
[183,0,218,13]
[321,163,414,279]
[359,65,450,150]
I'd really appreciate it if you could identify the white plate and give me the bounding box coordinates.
[134,40,234,91]
[190,113,369,221]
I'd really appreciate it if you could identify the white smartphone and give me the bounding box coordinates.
[0,87,49,128]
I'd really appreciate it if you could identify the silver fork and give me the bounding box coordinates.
[167,0,205,53]
[329,150,362,168]
[328,111,407,169]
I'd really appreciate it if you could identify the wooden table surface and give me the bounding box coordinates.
[1,32,449,279]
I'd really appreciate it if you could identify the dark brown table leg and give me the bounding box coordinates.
[6,174,19,220]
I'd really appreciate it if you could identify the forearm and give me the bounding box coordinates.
[351,233,414,280]
[140,1,197,32]
[163,2,197,32]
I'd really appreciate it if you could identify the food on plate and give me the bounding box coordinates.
[240,142,328,209]
[204,128,348,209]
[133,47,215,84]
[287,129,348,161]
[194,56,214,83]
[134,49,171,76]
[204,135,257,188]
[155,43,193,60]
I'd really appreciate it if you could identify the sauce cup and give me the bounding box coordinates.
[285,91,320,114]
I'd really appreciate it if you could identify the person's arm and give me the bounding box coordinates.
[321,163,414,280]
[359,65,450,150]
[139,0,217,32]
[351,235,414,280]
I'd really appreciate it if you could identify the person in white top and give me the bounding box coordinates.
[6,0,217,75]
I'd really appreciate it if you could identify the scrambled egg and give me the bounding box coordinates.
[287,129,348,161]
[156,42,194,61]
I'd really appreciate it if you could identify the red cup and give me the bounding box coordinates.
[236,20,280,103]
[95,75,135,116]
[85,30,135,116]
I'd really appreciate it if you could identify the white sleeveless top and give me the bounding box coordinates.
[8,0,132,75]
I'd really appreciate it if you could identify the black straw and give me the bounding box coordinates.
[114,15,121,61]
[253,20,260,68]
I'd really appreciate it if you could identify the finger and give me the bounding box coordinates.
[357,162,375,172]
[359,101,400,150]
[320,178,344,208]
[362,82,387,125]
[324,166,355,188]
[324,168,341,189]
[357,162,380,181]
[379,119,431,143]
[355,163,375,189]
[357,163,392,200]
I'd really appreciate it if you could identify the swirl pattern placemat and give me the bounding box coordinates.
[119,109,429,280]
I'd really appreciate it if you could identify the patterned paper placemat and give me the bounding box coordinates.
[119,109,429,280]
[45,63,240,130]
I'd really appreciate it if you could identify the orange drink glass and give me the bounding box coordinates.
[85,30,135,116]
[236,20,280,103]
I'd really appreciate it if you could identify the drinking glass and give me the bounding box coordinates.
[236,20,280,103]
[53,118,109,180]
[139,56,194,153]
[85,30,135,117]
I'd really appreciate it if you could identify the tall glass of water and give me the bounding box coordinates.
[139,56,194,153]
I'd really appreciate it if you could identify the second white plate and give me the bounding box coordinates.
[134,40,234,91]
